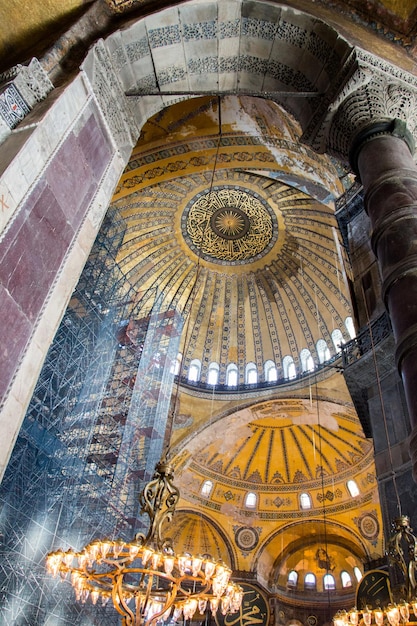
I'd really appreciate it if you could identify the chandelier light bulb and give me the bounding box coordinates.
[374,608,384,626]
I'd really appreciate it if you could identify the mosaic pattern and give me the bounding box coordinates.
[353,511,380,546]
[114,163,351,380]
[161,511,235,566]
[183,186,276,264]
[189,407,374,491]
[117,133,339,199]
[235,526,259,551]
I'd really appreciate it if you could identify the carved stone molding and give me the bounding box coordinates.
[0,58,53,143]
[81,40,141,156]
[308,48,417,163]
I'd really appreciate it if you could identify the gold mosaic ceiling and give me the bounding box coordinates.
[174,399,374,505]
[166,398,382,576]
[113,96,351,377]
[110,96,384,578]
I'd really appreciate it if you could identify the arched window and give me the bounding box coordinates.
[246,362,257,384]
[354,567,362,582]
[226,363,238,387]
[174,352,182,375]
[265,360,277,382]
[300,348,314,373]
[331,329,344,352]
[347,480,360,497]
[341,571,352,588]
[207,362,219,386]
[316,339,331,364]
[300,492,312,510]
[345,316,356,339]
[283,355,296,380]
[201,480,213,498]
[287,570,298,588]
[304,573,316,590]
[188,359,201,382]
[323,574,336,590]
[245,492,257,509]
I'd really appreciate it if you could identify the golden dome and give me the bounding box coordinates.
[113,96,350,380]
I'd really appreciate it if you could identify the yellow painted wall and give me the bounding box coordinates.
[0,1,88,70]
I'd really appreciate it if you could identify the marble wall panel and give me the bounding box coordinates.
[0,284,32,398]
[0,106,114,407]
[46,134,90,224]
[7,184,72,311]
[77,112,112,182]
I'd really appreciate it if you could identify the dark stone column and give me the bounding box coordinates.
[349,119,417,480]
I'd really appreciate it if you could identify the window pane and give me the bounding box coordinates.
[283,356,294,379]
[324,574,335,590]
[317,339,331,364]
[300,493,311,510]
[341,571,352,588]
[174,353,182,375]
[304,573,316,589]
[188,364,199,382]
[345,316,356,339]
[267,366,277,382]
[347,480,360,497]
[245,492,257,508]
[207,366,219,385]
[188,359,201,382]
[288,362,296,380]
[300,349,314,372]
[354,567,362,582]
[331,329,344,351]
[201,480,213,497]
[227,365,238,386]
[247,368,257,384]
[306,355,314,372]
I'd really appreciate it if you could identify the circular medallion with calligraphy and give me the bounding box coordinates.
[182,186,278,265]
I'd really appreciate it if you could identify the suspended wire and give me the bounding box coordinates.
[361,281,402,517]
[164,96,224,461]
[314,374,333,616]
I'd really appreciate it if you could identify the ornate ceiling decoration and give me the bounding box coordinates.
[114,176,351,379]
[183,186,277,264]
[171,397,383,574]
[174,399,375,505]
[161,512,234,566]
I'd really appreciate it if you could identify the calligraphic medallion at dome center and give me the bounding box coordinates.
[210,207,250,240]
[183,186,277,265]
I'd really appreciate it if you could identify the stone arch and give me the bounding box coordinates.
[254,518,370,592]
[2,0,417,478]
[81,0,356,158]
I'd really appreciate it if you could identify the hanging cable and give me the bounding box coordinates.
[360,281,402,517]
[314,374,333,619]
[164,96,224,461]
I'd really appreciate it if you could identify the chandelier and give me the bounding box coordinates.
[46,460,243,625]
[333,516,417,626]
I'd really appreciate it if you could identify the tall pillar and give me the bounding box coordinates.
[349,119,417,480]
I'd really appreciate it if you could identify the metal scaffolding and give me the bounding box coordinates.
[0,207,183,625]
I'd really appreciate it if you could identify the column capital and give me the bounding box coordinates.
[349,118,415,176]
[303,48,417,164]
